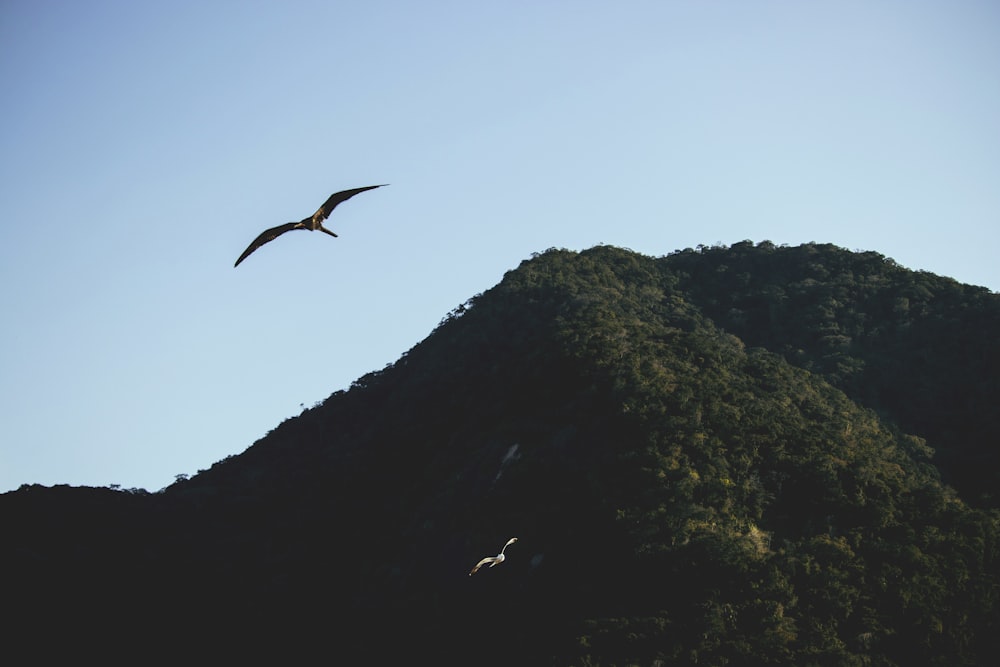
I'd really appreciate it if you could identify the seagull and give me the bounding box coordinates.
[234,184,387,267]
[469,537,518,576]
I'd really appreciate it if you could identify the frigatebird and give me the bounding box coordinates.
[234,184,387,267]
[469,537,518,576]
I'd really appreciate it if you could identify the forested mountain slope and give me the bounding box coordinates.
[665,241,1000,506]
[3,243,998,665]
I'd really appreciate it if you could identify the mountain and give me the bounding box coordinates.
[666,241,1000,507]
[4,243,998,665]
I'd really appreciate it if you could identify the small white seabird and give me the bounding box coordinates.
[469,537,518,576]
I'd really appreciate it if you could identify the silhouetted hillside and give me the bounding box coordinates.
[3,243,998,665]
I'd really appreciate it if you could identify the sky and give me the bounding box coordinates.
[1,1,998,494]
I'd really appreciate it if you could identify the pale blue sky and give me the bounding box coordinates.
[1,1,997,493]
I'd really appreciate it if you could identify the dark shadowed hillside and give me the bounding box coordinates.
[3,243,998,665]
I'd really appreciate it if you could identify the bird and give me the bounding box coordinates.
[468,537,518,576]
[234,184,387,267]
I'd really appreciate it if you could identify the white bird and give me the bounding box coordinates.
[468,537,518,576]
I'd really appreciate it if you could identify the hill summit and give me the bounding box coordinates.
[4,242,999,665]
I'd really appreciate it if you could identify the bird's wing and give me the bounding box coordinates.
[311,184,388,224]
[234,222,301,267]
[469,556,497,576]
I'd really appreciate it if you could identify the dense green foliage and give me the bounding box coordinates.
[666,241,1000,507]
[3,243,998,665]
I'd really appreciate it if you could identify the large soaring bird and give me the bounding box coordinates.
[234,184,387,267]
[469,537,518,576]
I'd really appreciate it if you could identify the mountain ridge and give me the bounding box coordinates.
[4,242,998,665]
